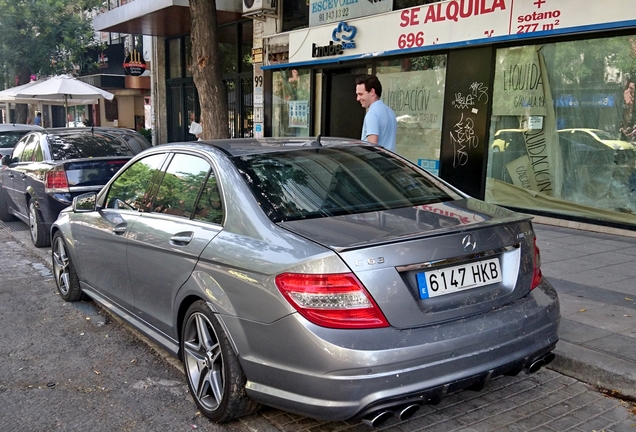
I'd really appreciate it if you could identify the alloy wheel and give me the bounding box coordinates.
[28,201,39,244]
[183,312,225,411]
[52,236,70,296]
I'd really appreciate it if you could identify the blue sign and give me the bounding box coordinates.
[418,159,439,176]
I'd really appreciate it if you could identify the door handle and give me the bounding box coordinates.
[112,225,127,235]
[170,232,193,245]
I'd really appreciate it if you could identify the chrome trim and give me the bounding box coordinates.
[69,185,104,192]
[396,244,520,273]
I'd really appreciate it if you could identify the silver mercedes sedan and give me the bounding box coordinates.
[51,138,560,426]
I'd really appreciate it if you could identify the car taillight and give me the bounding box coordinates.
[275,273,389,329]
[45,168,69,193]
[531,237,543,290]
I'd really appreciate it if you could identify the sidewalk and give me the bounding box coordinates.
[534,222,636,400]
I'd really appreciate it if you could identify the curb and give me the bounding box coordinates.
[549,340,636,399]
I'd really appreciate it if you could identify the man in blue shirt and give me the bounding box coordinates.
[355,75,397,152]
[34,112,42,126]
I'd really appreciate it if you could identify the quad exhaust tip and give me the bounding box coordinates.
[398,404,421,421]
[527,352,556,374]
[362,404,421,427]
[362,410,393,427]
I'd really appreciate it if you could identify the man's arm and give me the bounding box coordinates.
[366,134,379,144]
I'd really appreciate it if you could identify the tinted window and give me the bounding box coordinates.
[233,146,456,222]
[33,141,44,162]
[194,173,223,225]
[0,131,30,149]
[153,154,211,218]
[20,135,39,162]
[123,136,150,154]
[105,153,167,211]
[48,132,134,160]
[10,137,28,160]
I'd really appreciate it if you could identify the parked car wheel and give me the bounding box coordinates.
[28,199,50,247]
[181,301,259,422]
[0,187,15,222]
[52,232,83,302]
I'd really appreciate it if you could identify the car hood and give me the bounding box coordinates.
[601,139,636,150]
[278,198,529,251]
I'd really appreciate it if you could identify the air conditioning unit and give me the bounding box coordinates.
[243,0,276,15]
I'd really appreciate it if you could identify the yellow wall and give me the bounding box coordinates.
[98,93,146,129]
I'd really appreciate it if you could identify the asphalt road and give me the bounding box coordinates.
[1,220,635,432]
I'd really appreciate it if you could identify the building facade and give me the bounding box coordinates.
[94,0,636,230]
[93,0,254,145]
[256,0,636,230]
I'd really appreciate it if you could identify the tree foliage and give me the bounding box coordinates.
[0,0,101,87]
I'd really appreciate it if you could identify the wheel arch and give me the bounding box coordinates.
[24,185,38,207]
[176,295,217,360]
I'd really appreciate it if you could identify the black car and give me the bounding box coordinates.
[0,123,44,157]
[0,127,151,247]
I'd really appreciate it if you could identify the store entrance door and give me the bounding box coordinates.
[325,70,366,139]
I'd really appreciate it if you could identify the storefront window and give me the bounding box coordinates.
[377,55,447,175]
[272,69,311,137]
[487,37,636,226]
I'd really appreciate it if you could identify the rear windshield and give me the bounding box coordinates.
[233,146,457,222]
[0,131,29,149]
[48,133,134,160]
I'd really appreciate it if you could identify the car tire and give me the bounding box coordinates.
[181,300,259,422]
[52,232,84,302]
[28,199,50,247]
[0,187,15,222]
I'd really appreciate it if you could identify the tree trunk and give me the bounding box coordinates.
[189,0,230,140]
[14,69,31,124]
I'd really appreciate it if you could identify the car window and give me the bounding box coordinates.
[0,131,29,149]
[10,136,29,161]
[120,134,151,154]
[48,132,134,160]
[33,141,44,162]
[152,154,211,218]
[104,153,168,211]
[20,135,39,162]
[233,146,456,223]
[194,172,223,225]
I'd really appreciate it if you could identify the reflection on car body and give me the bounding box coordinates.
[51,138,560,426]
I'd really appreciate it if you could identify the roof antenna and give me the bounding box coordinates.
[310,134,323,147]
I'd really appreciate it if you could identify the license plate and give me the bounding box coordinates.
[417,258,502,299]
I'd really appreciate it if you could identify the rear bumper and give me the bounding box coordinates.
[37,193,73,228]
[223,279,560,421]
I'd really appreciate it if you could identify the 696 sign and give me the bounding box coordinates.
[397,31,425,49]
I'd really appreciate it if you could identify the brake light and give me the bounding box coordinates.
[45,169,69,193]
[275,273,389,329]
[531,237,543,290]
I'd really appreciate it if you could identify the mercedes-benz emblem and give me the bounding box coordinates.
[462,234,477,252]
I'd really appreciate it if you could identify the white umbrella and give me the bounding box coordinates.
[0,80,98,105]
[13,74,114,121]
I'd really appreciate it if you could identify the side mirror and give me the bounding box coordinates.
[72,192,98,213]
[1,155,10,166]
